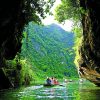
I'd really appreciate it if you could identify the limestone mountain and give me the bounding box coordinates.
[21,22,78,78]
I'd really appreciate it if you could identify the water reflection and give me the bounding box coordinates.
[67,80,100,100]
[0,80,100,100]
[35,86,69,100]
[79,89,100,100]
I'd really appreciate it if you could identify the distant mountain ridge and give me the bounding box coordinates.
[21,22,78,78]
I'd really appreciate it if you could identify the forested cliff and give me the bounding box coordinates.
[21,22,78,79]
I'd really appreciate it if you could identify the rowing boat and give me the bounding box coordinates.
[43,84,56,87]
[43,84,64,87]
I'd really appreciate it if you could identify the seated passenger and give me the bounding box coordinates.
[53,78,59,85]
[46,77,52,85]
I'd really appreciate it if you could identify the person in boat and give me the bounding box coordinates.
[46,77,52,85]
[51,77,59,85]
[51,77,54,85]
[54,78,59,85]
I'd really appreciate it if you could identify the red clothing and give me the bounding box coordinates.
[54,79,59,85]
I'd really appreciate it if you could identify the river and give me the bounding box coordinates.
[0,79,100,100]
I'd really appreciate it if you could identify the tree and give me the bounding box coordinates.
[54,0,81,24]
[23,0,56,24]
[54,0,83,41]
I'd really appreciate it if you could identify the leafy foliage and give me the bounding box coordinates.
[54,0,83,68]
[21,22,78,79]
[54,0,81,23]
[22,0,56,24]
[5,56,36,87]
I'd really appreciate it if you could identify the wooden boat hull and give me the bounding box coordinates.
[43,84,56,87]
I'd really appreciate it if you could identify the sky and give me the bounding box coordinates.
[42,0,73,31]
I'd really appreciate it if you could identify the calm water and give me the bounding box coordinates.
[0,80,100,100]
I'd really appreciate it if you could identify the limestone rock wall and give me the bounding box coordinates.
[0,0,26,89]
[78,0,100,86]
[0,0,25,67]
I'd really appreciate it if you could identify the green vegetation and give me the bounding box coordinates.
[20,0,55,24]
[54,0,83,67]
[21,22,79,82]
[55,0,81,23]
[5,55,35,87]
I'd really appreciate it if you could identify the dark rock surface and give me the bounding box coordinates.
[0,0,25,89]
[78,0,100,86]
